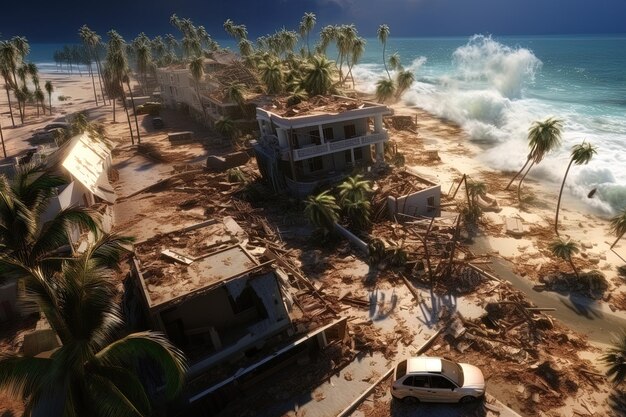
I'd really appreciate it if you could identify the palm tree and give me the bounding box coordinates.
[304,190,340,236]
[215,117,236,140]
[549,237,581,279]
[302,55,334,96]
[299,12,316,56]
[238,39,254,57]
[80,25,100,105]
[225,83,246,111]
[388,52,402,72]
[343,197,371,231]
[395,70,415,99]
[79,25,108,105]
[610,208,626,250]
[554,141,597,235]
[44,80,53,113]
[0,118,6,158]
[0,244,187,416]
[0,165,102,272]
[258,59,284,95]
[123,74,142,144]
[466,180,487,207]
[601,329,626,386]
[506,117,563,190]
[338,175,372,204]
[375,78,395,103]
[189,56,207,123]
[0,41,18,126]
[377,24,391,80]
[106,30,136,144]
[346,37,366,89]
[516,117,564,202]
[317,25,337,55]
[33,88,44,117]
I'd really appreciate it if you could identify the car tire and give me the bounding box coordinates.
[402,396,420,405]
[459,396,476,404]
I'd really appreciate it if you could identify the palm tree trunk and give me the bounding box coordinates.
[48,93,52,114]
[517,161,535,203]
[568,257,579,279]
[36,102,39,117]
[611,233,624,250]
[125,79,141,144]
[94,51,108,105]
[121,96,135,145]
[0,119,6,158]
[12,70,24,124]
[505,158,531,190]
[4,85,16,127]
[383,43,390,80]
[112,96,116,123]
[89,64,99,106]
[555,159,574,236]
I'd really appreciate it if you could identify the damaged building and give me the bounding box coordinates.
[131,218,293,376]
[253,96,392,197]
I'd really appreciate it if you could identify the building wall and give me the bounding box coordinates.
[387,185,442,218]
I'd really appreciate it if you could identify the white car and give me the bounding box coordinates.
[391,356,486,404]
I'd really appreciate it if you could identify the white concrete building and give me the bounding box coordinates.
[253,96,392,197]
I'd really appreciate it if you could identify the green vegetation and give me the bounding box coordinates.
[304,190,340,236]
[601,330,626,386]
[549,237,581,279]
[555,141,597,235]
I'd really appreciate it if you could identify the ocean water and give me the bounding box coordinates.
[28,36,626,214]
[350,35,626,215]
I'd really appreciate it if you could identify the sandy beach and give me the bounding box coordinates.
[1,70,625,416]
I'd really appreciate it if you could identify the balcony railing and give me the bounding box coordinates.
[292,132,388,161]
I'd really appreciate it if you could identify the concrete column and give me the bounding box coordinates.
[374,114,383,134]
[375,142,384,162]
[318,125,325,144]
[276,129,288,148]
[350,149,355,165]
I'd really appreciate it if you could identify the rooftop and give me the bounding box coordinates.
[258,95,388,119]
[134,218,256,310]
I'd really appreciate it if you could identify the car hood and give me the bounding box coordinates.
[460,363,485,389]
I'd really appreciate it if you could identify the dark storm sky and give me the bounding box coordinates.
[1,0,625,42]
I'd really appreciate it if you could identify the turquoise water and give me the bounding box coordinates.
[28,35,626,213]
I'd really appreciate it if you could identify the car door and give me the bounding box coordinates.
[428,375,459,402]
[402,375,431,401]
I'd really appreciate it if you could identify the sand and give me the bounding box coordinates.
[1,71,625,416]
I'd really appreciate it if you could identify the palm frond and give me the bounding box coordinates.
[0,353,52,399]
[30,205,101,264]
[95,332,187,399]
[91,365,151,415]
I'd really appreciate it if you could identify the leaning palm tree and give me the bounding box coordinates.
[601,329,626,387]
[506,117,563,190]
[44,80,53,113]
[338,175,373,204]
[0,118,6,158]
[302,55,335,96]
[299,12,316,56]
[0,245,187,416]
[395,70,415,99]
[516,117,564,202]
[555,141,597,235]
[346,36,366,89]
[343,197,371,231]
[610,207,626,250]
[304,190,340,236]
[377,24,391,80]
[549,237,581,279]
[375,78,395,103]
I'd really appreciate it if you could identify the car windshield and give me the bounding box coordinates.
[440,359,463,387]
